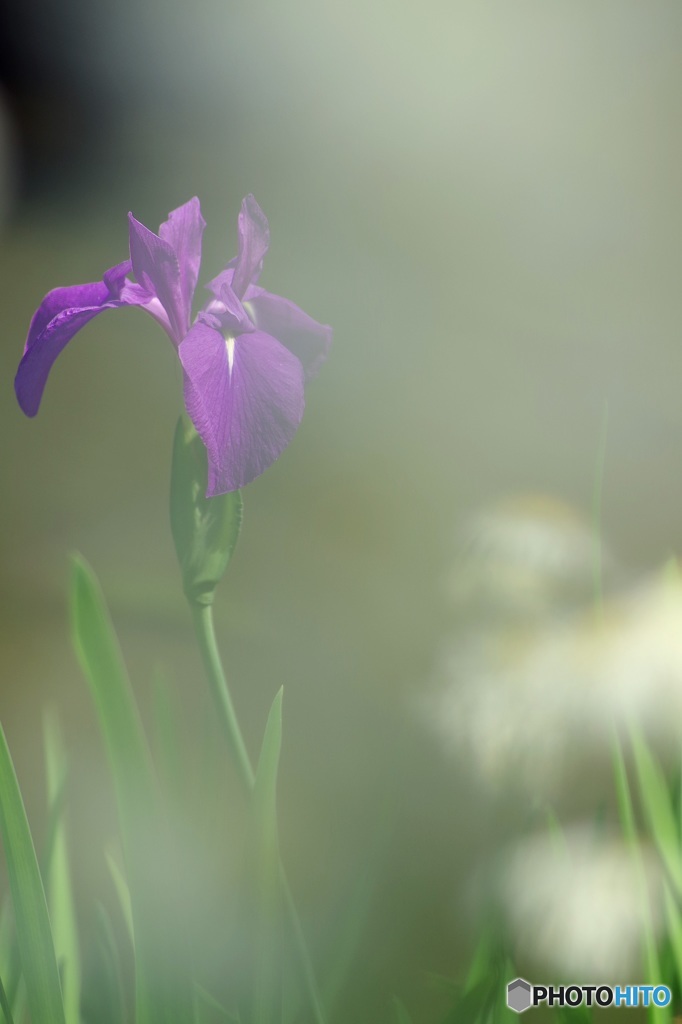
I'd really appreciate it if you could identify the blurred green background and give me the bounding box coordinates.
[3,1,682,1019]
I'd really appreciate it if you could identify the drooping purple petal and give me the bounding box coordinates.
[179,322,305,495]
[200,279,255,337]
[128,213,186,345]
[119,279,174,337]
[158,197,205,332]
[102,260,134,295]
[230,195,270,300]
[206,265,236,300]
[245,287,332,380]
[15,276,126,416]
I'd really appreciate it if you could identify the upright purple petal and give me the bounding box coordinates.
[128,214,185,345]
[158,197,205,332]
[16,279,122,416]
[179,322,305,495]
[231,195,270,299]
[245,287,332,380]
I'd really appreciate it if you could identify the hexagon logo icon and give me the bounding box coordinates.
[507,978,532,1013]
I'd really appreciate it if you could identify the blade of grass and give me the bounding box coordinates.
[247,687,284,1024]
[105,850,134,949]
[317,808,390,1021]
[194,983,241,1022]
[1,745,70,1018]
[318,863,375,1018]
[0,972,14,1024]
[44,710,80,1024]
[86,903,127,1024]
[630,727,682,896]
[392,995,414,1024]
[663,881,682,994]
[192,603,327,1024]
[0,719,65,1024]
[612,735,669,1024]
[70,554,193,1024]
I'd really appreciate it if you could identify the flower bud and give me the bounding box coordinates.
[170,416,243,606]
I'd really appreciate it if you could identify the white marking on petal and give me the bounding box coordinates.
[225,336,235,377]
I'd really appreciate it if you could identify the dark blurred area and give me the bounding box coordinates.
[3,1,682,1020]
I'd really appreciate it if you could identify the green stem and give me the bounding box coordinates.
[192,604,254,793]
[190,602,328,1024]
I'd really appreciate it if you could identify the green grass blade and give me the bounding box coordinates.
[0,972,14,1024]
[663,881,682,993]
[194,983,241,1022]
[392,995,414,1024]
[0,719,65,1024]
[319,819,391,1019]
[44,710,81,1024]
[319,865,374,1017]
[612,734,668,1024]
[612,734,637,842]
[70,555,156,811]
[105,849,134,948]
[84,903,127,1024]
[0,749,70,1019]
[247,687,284,1024]
[0,897,20,1018]
[630,727,682,896]
[70,554,193,1024]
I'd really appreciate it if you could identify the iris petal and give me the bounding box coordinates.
[158,197,205,335]
[246,287,332,380]
[179,322,305,494]
[17,291,120,416]
[128,213,185,344]
[231,195,270,299]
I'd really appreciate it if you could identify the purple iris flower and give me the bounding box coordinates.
[15,196,332,495]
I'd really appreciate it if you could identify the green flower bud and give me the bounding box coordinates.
[170,417,243,606]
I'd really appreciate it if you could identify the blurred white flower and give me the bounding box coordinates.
[446,494,610,622]
[499,826,663,980]
[426,493,682,795]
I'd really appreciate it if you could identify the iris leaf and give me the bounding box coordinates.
[630,728,682,895]
[663,881,682,993]
[105,849,134,948]
[246,687,284,1024]
[613,734,669,1024]
[44,710,81,1024]
[70,554,194,1024]
[0,718,66,1024]
[392,996,414,1024]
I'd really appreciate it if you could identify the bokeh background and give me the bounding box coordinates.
[3,1,682,1020]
